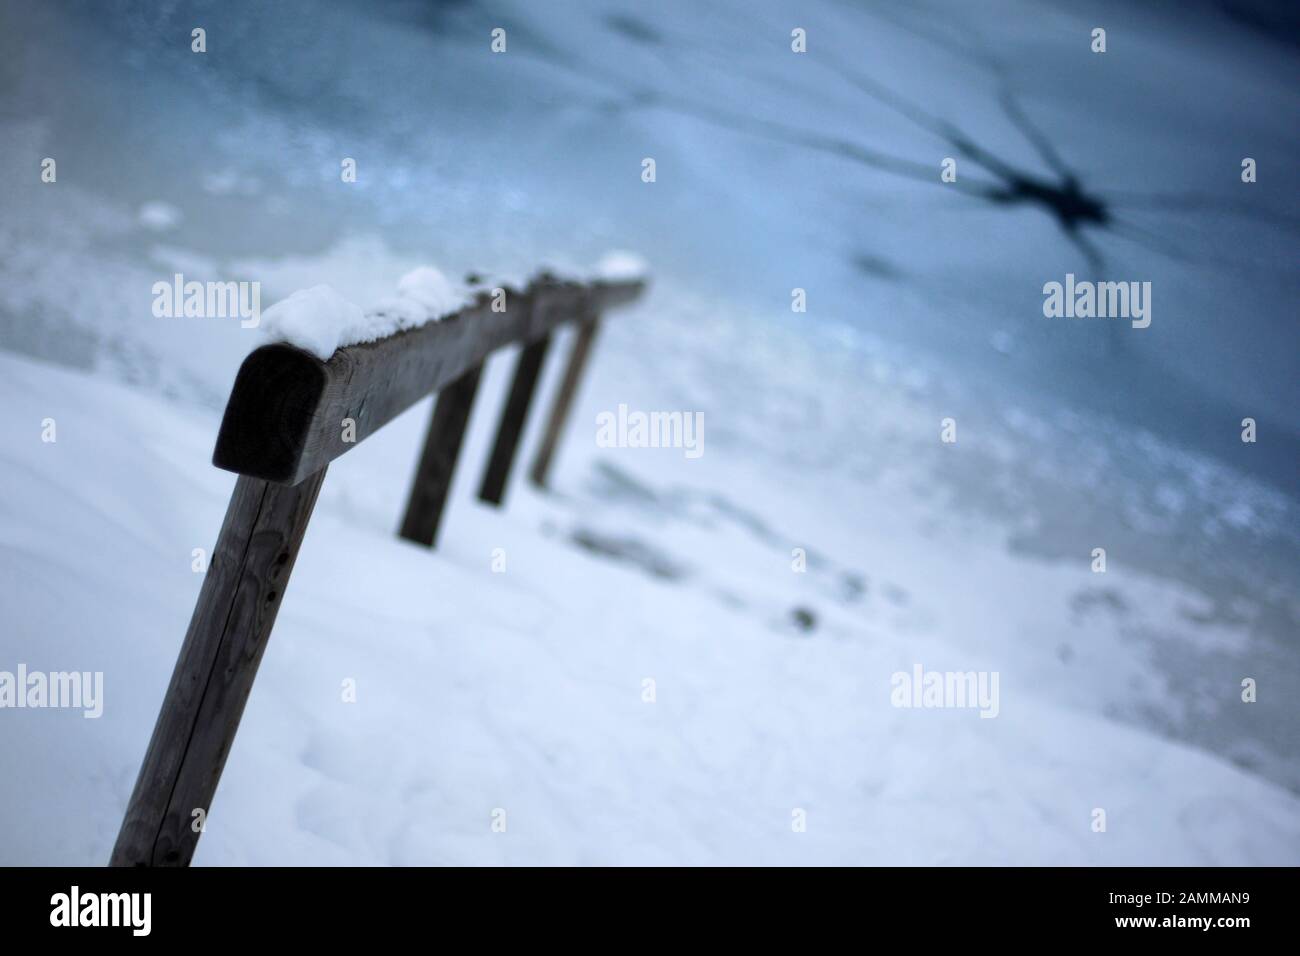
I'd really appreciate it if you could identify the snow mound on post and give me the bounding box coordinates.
[367,265,473,333]
[263,255,647,360]
[594,250,648,282]
[262,266,472,360]
[396,266,462,312]
[260,285,367,360]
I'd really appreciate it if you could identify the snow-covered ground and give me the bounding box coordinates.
[0,0,1297,864]
[3,330,1297,866]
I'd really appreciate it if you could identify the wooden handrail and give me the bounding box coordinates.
[111,270,646,866]
[213,276,643,485]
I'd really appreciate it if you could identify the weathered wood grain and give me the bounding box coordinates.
[109,469,327,866]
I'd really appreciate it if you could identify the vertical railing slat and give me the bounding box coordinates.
[110,469,327,866]
[529,317,600,489]
[478,335,551,506]
[398,362,484,547]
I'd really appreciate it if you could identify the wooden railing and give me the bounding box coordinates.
[110,272,646,866]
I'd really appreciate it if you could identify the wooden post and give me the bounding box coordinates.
[478,335,551,506]
[529,317,600,489]
[110,469,327,867]
[398,363,483,547]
